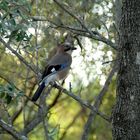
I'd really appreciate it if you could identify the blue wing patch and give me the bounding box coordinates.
[60,63,68,69]
[42,63,69,79]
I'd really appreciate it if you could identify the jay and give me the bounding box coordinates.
[32,43,76,101]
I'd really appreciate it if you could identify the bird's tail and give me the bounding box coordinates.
[32,83,45,101]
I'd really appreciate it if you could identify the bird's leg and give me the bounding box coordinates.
[69,82,72,92]
[50,81,62,87]
[49,81,57,86]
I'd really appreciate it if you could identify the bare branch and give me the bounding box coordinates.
[48,80,64,109]
[53,0,87,29]
[52,83,110,122]
[82,64,117,140]
[0,37,39,75]
[3,104,12,126]
[53,0,117,50]
[22,80,110,137]
[38,86,52,140]
[74,36,83,51]
[0,119,28,140]
[31,15,117,49]
[21,87,52,135]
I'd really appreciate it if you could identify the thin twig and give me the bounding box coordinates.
[74,35,83,51]
[102,59,118,65]
[53,0,117,50]
[0,119,28,140]
[53,0,91,32]
[11,83,36,124]
[38,86,52,140]
[48,80,64,109]
[0,37,39,75]
[24,95,41,108]
[31,16,117,49]
[3,104,12,125]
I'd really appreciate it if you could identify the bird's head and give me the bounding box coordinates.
[60,42,76,54]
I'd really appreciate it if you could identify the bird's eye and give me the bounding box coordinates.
[65,45,70,48]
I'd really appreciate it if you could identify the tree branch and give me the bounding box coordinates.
[0,37,39,75]
[21,87,52,135]
[32,16,117,49]
[53,0,117,50]
[0,119,28,140]
[82,64,117,140]
[52,83,110,122]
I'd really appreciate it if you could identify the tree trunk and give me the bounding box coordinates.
[112,0,140,140]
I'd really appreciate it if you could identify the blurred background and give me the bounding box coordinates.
[0,0,118,139]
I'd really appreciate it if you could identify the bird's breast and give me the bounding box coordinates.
[57,67,70,80]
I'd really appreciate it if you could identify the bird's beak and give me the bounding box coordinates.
[71,47,77,50]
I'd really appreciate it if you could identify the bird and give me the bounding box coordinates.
[32,42,76,101]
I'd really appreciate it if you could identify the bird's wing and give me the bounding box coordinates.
[41,54,72,79]
[41,64,68,79]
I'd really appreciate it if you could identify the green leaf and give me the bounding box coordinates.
[15,30,32,42]
[16,91,24,97]
[9,18,16,26]
[49,125,60,140]
[0,85,5,98]
[6,94,12,104]
[5,84,15,96]
[0,1,8,11]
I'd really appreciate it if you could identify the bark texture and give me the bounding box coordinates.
[112,0,140,140]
